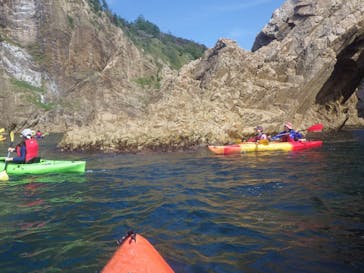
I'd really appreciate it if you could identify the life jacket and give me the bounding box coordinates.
[16,145,22,157]
[281,134,293,142]
[248,133,267,142]
[16,139,39,163]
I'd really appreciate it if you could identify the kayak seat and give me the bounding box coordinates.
[26,157,41,164]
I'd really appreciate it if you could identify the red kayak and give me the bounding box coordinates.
[208,140,323,155]
[101,231,174,273]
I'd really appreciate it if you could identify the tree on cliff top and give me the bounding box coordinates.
[87,0,206,69]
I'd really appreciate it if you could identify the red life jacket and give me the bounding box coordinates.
[16,139,39,162]
[25,139,39,162]
[281,134,293,142]
[248,133,267,142]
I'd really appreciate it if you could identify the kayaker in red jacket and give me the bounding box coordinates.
[248,126,267,142]
[35,130,43,140]
[5,128,39,164]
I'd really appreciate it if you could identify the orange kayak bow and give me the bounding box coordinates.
[101,231,174,273]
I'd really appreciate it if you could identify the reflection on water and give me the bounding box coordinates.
[0,130,364,272]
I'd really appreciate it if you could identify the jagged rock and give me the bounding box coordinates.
[0,0,164,132]
[1,0,364,152]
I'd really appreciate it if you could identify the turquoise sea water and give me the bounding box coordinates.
[0,130,363,273]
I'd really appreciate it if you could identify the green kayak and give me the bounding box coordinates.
[0,157,86,175]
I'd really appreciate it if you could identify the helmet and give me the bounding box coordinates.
[21,128,33,139]
[255,126,263,131]
[284,122,293,129]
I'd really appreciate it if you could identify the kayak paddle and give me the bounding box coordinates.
[305,123,324,132]
[238,123,323,144]
[258,139,269,145]
[269,123,324,141]
[0,130,15,181]
[278,123,324,134]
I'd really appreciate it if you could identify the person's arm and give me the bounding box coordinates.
[271,131,286,140]
[8,145,26,163]
[293,130,303,140]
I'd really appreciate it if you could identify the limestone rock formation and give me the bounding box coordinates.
[60,0,364,152]
[1,0,363,152]
[0,0,163,131]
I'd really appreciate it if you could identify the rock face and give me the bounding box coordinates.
[1,0,364,152]
[60,0,364,152]
[0,0,162,131]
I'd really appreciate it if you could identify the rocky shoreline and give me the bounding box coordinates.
[1,0,364,153]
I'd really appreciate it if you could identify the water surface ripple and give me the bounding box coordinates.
[0,131,363,272]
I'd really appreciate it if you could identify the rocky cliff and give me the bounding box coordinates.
[1,0,364,153]
[0,0,166,131]
[60,0,364,152]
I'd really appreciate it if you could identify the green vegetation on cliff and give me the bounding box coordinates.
[87,0,207,69]
[10,79,54,110]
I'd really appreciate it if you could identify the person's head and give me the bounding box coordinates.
[284,122,293,131]
[21,128,33,139]
[255,126,264,134]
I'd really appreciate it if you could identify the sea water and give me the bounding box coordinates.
[0,130,363,273]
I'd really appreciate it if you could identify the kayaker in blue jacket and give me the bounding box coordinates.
[5,129,39,164]
[270,122,303,142]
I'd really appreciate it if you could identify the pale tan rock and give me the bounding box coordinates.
[1,0,364,152]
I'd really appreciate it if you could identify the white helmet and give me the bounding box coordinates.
[21,128,33,139]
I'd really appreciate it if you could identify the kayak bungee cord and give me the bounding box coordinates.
[101,230,175,273]
[116,230,137,246]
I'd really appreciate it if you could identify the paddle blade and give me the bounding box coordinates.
[0,170,9,181]
[258,139,269,145]
[10,131,14,143]
[307,123,323,132]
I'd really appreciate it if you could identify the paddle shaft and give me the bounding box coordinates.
[2,151,11,171]
[2,131,15,171]
[273,123,323,138]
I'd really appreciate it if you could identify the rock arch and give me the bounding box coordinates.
[316,34,364,116]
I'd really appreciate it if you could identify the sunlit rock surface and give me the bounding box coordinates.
[0,0,363,152]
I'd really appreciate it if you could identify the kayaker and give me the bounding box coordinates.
[35,130,43,140]
[5,128,40,164]
[270,122,303,142]
[247,126,267,142]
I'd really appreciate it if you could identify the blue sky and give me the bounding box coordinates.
[106,0,286,50]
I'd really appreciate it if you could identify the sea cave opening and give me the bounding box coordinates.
[315,34,364,117]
